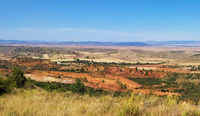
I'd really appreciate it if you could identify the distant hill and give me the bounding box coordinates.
[0,40,200,47]
[59,41,150,46]
[147,41,200,46]
[0,40,150,46]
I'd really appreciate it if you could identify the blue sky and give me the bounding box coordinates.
[0,0,200,42]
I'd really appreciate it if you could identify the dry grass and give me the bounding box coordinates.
[0,90,119,116]
[0,90,200,116]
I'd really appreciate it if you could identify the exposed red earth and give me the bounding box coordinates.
[0,58,195,95]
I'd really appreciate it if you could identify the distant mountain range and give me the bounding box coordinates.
[0,40,200,47]
[147,41,200,46]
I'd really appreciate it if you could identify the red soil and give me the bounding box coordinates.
[1,58,194,96]
[105,74,142,88]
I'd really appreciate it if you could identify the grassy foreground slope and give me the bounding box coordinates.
[0,89,200,116]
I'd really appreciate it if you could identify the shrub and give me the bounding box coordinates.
[80,68,85,72]
[57,75,61,78]
[83,77,88,82]
[120,83,127,89]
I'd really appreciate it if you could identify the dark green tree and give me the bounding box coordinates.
[0,78,8,94]
[9,67,27,88]
[80,68,85,72]
[135,67,138,72]
[145,70,149,76]
[70,78,86,94]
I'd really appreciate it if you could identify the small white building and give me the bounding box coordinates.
[57,62,61,64]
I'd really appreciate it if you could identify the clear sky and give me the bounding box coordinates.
[0,0,200,42]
